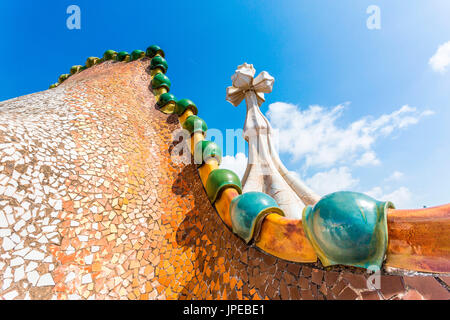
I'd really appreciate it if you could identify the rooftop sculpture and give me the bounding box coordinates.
[224,62,449,273]
[225,63,394,270]
[226,63,320,219]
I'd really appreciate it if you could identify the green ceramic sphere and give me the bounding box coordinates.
[150,56,168,73]
[194,140,222,166]
[70,65,83,75]
[146,45,165,58]
[182,115,207,135]
[175,99,198,116]
[151,73,171,91]
[58,74,70,83]
[302,191,394,270]
[130,50,145,61]
[230,192,284,243]
[103,50,117,61]
[157,93,177,114]
[116,51,130,62]
[205,169,242,203]
[157,93,177,107]
[86,57,100,68]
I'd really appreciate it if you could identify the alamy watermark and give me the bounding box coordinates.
[366,5,381,30]
[170,124,279,174]
[66,5,81,30]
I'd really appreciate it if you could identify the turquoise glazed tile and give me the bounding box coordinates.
[230,192,284,243]
[302,191,394,270]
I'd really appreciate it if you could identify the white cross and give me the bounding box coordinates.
[226,63,274,108]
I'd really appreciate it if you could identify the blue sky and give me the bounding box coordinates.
[1,1,449,208]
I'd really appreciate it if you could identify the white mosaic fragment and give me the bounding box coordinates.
[14,240,24,250]
[22,211,31,221]
[42,225,56,233]
[27,271,39,286]
[66,245,75,255]
[3,290,18,300]
[81,273,92,284]
[4,206,12,215]
[46,231,58,238]
[0,228,11,237]
[10,257,24,267]
[14,265,25,281]
[49,236,60,244]
[0,211,8,227]
[65,272,76,283]
[37,235,48,244]
[84,254,93,265]
[13,219,25,231]
[11,233,20,243]
[6,213,15,225]
[36,273,55,287]
[25,261,38,272]
[2,237,15,250]
[4,186,16,197]
[2,278,12,290]
[24,250,45,260]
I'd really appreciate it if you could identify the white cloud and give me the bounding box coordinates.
[385,171,404,182]
[305,166,359,196]
[220,152,248,180]
[266,102,433,169]
[355,151,380,166]
[366,186,414,209]
[429,41,450,73]
[303,166,416,208]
